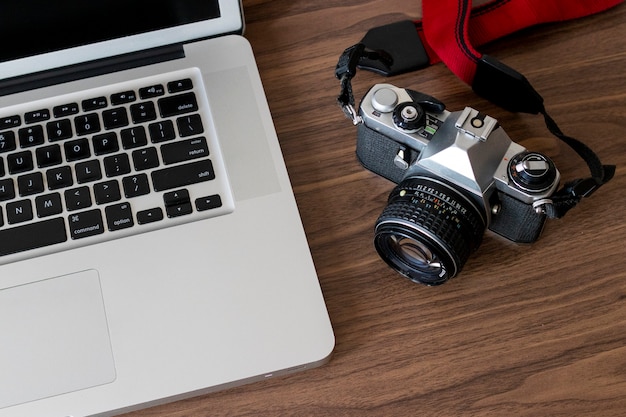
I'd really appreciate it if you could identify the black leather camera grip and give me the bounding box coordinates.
[488,191,546,243]
[355,123,418,184]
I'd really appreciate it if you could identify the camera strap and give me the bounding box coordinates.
[336,0,619,219]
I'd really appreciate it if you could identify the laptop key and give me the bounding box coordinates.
[151,159,215,191]
[103,153,131,177]
[132,147,159,171]
[68,209,104,239]
[65,138,91,161]
[167,78,193,93]
[6,199,33,224]
[120,126,148,149]
[18,126,45,147]
[111,90,137,105]
[24,109,50,123]
[46,119,73,141]
[176,114,204,137]
[82,96,108,111]
[36,144,63,168]
[75,113,101,135]
[148,120,176,143]
[94,180,121,204]
[0,217,67,256]
[139,84,165,99]
[65,186,92,211]
[161,137,209,165]
[130,102,157,123]
[122,173,150,198]
[158,92,198,117]
[0,115,20,129]
[7,151,33,174]
[196,194,222,211]
[46,166,74,190]
[166,202,192,218]
[53,103,79,117]
[163,189,189,206]
[0,131,17,153]
[102,107,129,130]
[105,202,134,231]
[137,207,164,224]
[93,132,120,155]
[35,193,63,217]
[0,179,16,201]
[75,160,103,184]
[17,172,44,196]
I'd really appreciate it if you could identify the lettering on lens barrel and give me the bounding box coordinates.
[354,84,560,285]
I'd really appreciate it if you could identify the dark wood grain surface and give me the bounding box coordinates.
[125,1,626,415]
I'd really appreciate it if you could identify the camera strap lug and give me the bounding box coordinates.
[532,199,553,215]
[342,103,362,125]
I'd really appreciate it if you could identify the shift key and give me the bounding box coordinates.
[151,159,215,191]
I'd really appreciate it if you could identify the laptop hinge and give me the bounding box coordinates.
[0,44,185,97]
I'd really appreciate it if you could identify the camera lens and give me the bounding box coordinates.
[374,177,486,285]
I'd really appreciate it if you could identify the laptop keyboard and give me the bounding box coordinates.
[0,68,234,264]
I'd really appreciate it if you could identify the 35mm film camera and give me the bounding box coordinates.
[356,84,562,285]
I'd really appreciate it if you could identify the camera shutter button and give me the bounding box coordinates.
[372,88,399,113]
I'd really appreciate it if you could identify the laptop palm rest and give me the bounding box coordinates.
[0,269,116,409]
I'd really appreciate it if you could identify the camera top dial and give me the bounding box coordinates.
[508,151,558,192]
[392,102,426,131]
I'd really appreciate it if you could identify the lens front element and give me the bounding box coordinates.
[374,177,486,285]
[388,234,445,274]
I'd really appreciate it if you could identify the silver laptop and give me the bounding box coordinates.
[0,1,334,416]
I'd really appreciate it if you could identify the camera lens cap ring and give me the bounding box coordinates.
[392,102,426,131]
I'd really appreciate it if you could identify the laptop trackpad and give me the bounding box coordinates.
[0,269,116,409]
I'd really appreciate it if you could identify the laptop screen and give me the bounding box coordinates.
[0,0,242,79]
[0,1,221,63]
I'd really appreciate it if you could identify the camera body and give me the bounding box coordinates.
[356,84,560,284]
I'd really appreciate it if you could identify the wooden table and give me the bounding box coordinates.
[127,1,626,415]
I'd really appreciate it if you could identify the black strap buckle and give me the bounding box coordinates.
[566,177,602,198]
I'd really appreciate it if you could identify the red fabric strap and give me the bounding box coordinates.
[418,0,623,84]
